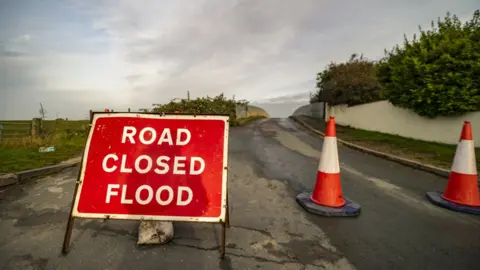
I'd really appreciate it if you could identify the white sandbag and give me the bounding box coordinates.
[137,221,174,245]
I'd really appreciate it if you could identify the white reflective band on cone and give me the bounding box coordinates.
[451,140,477,175]
[318,137,340,173]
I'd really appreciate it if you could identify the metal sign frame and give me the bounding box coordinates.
[62,111,231,259]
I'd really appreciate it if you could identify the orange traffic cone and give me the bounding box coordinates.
[426,121,480,215]
[296,116,361,217]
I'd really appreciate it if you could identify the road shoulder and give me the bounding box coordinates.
[0,156,81,187]
[289,115,466,180]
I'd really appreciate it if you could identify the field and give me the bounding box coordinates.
[0,119,89,173]
[0,112,267,174]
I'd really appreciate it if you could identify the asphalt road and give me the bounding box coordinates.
[1,118,479,270]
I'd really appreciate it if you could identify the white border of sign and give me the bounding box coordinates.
[71,113,230,223]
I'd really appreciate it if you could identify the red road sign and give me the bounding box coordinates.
[72,113,229,222]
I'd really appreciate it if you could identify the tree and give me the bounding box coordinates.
[377,10,480,118]
[311,53,382,106]
[39,103,46,119]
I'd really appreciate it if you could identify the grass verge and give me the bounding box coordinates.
[295,115,480,170]
[236,115,268,126]
[0,122,88,173]
[0,114,267,173]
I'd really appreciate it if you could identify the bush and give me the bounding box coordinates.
[377,10,480,118]
[151,93,249,126]
[311,54,383,106]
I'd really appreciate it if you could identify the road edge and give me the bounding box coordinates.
[0,156,81,187]
[289,116,457,179]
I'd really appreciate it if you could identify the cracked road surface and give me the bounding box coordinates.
[1,118,480,270]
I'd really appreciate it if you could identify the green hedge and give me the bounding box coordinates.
[377,10,480,118]
[150,93,249,126]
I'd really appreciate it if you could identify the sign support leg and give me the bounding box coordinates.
[220,191,229,259]
[62,175,81,254]
[62,216,75,254]
[225,193,230,228]
[62,155,85,254]
[220,221,226,259]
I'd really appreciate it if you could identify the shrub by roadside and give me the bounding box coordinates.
[151,93,250,126]
[294,115,480,170]
[377,10,480,118]
[310,53,383,106]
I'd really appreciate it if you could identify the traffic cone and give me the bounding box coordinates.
[296,116,361,217]
[426,121,480,215]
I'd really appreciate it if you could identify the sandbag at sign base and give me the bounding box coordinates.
[137,221,174,245]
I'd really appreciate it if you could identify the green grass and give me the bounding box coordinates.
[0,115,269,173]
[0,119,90,138]
[42,119,90,133]
[236,115,268,126]
[0,119,89,173]
[0,135,87,173]
[296,116,480,170]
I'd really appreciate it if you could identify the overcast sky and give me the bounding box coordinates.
[0,0,477,119]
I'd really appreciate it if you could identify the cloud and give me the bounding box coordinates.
[251,91,313,118]
[16,34,31,42]
[256,92,312,104]
[0,50,27,57]
[0,0,478,119]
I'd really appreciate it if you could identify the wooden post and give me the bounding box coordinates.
[31,118,41,137]
[31,118,35,137]
[128,108,131,112]
[89,110,93,122]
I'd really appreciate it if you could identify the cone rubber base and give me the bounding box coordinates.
[296,192,361,217]
[426,191,480,215]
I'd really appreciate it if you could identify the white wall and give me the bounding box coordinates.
[325,100,480,145]
[236,104,269,118]
[292,102,324,118]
